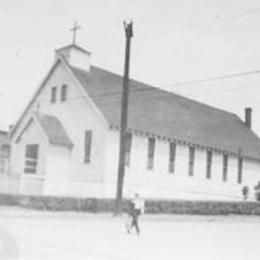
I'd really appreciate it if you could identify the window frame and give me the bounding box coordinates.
[206,150,212,179]
[84,130,92,163]
[223,154,228,182]
[1,144,10,158]
[188,146,195,176]
[169,142,176,173]
[24,144,39,174]
[125,132,132,166]
[237,157,243,184]
[51,86,57,103]
[147,137,155,170]
[61,84,68,102]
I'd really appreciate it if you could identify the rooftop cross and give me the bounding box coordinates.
[70,21,81,45]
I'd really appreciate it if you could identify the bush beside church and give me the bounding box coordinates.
[0,193,260,215]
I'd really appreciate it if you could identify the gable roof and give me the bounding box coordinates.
[10,59,62,139]
[10,55,107,143]
[35,113,73,148]
[70,65,260,160]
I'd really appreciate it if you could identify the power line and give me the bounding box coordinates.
[28,67,260,109]
[71,67,260,99]
[160,69,260,89]
[86,68,260,97]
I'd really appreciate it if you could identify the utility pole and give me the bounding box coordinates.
[114,21,133,215]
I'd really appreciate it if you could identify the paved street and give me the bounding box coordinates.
[0,207,259,260]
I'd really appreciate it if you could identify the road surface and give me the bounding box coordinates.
[0,207,259,260]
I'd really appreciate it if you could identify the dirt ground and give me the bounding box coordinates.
[0,206,259,260]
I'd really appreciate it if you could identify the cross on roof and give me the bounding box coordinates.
[70,21,81,45]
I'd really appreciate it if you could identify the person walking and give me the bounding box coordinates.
[127,193,144,235]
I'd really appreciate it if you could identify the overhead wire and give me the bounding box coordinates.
[33,67,260,106]
[159,69,260,89]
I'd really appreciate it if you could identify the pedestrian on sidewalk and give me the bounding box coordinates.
[126,193,144,235]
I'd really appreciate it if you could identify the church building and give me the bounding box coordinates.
[9,43,260,201]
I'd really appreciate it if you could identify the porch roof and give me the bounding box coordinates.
[35,113,73,148]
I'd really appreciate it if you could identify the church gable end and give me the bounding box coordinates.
[11,51,108,145]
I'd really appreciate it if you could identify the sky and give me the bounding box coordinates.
[1,0,260,134]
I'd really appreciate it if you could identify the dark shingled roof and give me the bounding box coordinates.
[70,65,260,160]
[35,113,73,148]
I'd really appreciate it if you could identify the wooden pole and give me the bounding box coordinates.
[114,21,133,215]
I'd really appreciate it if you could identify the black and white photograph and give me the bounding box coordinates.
[0,0,259,259]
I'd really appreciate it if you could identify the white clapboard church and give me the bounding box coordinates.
[9,43,260,201]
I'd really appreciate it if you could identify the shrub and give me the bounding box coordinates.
[0,193,260,215]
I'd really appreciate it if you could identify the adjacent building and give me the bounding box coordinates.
[0,130,10,174]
